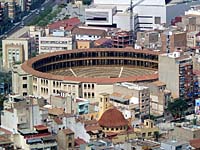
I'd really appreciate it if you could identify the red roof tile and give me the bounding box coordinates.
[34,125,48,131]
[98,108,128,128]
[190,138,200,148]
[62,128,74,135]
[72,27,106,36]
[0,127,12,135]
[21,48,159,84]
[85,125,102,132]
[75,137,86,146]
[94,38,111,46]
[48,17,81,31]
[54,117,62,125]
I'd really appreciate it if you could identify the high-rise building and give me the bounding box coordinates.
[159,52,194,99]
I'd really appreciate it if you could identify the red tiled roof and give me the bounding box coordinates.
[48,17,81,31]
[85,125,102,132]
[72,27,106,36]
[190,138,200,148]
[54,117,62,125]
[48,108,64,116]
[94,38,111,46]
[21,48,159,84]
[24,133,51,139]
[84,119,98,125]
[98,108,128,128]
[34,125,48,131]
[0,127,12,135]
[62,128,74,135]
[75,137,86,146]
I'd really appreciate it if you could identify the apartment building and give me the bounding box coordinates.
[111,82,150,119]
[161,29,187,53]
[159,52,194,99]
[187,31,200,48]
[2,27,33,70]
[146,81,171,116]
[72,27,106,41]
[16,126,57,149]
[111,31,133,48]
[29,26,45,54]
[136,30,161,50]
[57,128,75,150]
[39,29,73,54]
[1,95,44,133]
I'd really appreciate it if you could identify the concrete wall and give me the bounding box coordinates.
[159,55,179,98]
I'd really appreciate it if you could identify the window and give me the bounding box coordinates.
[68,143,72,147]
[148,132,152,136]
[88,92,91,98]
[155,17,161,24]
[142,133,146,137]
[92,93,94,98]
[23,92,27,96]
[92,84,94,89]
[84,92,87,98]
[23,84,27,88]
[22,77,27,80]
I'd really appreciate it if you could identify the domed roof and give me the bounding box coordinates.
[98,108,128,127]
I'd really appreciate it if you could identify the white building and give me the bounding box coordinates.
[86,0,166,31]
[85,0,200,31]
[72,27,107,41]
[39,30,73,54]
[1,96,42,133]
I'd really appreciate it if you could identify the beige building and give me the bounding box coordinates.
[170,124,200,142]
[76,40,93,49]
[134,119,159,139]
[12,65,32,96]
[136,30,161,50]
[2,27,33,70]
[161,29,187,53]
[57,128,75,150]
[12,64,114,100]
[146,81,171,116]
[39,29,73,54]
[159,52,194,99]
[12,48,159,101]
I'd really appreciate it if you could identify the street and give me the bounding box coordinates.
[0,0,57,40]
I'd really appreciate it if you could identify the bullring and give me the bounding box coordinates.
[13,48,160,101]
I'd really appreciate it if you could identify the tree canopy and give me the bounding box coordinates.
[167,99,188,119]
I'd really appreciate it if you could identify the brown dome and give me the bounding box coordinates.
[98,108,128,127]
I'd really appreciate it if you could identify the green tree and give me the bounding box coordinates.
[167,99,188,119]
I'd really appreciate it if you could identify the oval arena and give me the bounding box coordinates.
[13,48,160,101]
